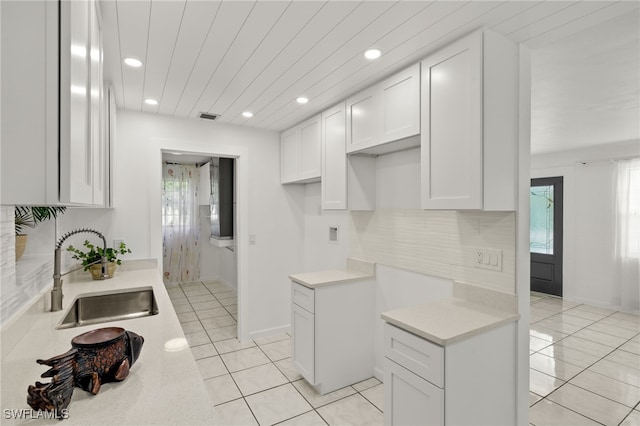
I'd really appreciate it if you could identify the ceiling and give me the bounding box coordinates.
[99,1,640,154]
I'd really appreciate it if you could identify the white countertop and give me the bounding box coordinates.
[381,297,520,346]
[289,269,373,289]
[0,263,213,425]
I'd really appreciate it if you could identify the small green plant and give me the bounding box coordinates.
[67,240,132,271]
[15,206,67,235]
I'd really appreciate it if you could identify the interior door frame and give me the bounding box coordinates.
[530,176,564,296]
[148,139,250,342]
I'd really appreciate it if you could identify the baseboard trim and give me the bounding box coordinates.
[373,366,384,383]
[248,324,291,342]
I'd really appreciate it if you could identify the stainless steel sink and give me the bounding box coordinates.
[57,286,159,329]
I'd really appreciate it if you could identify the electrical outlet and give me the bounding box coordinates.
[474,248,502,271]
[475,249,483,265]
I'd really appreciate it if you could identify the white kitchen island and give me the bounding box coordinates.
[0,262,213,425]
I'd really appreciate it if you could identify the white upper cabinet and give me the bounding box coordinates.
[280,114,321,184]
[345,86,378,153]
[346,64,420,156]
[421,30,518,211]
[321,103,347,210]
[60,0,93,205]
[0,0,108,206]
[379,63,420,144]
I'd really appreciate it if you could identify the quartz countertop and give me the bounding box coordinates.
[0,263,213,425]
[382,297,520,346]
[289,269,373,289]
[288,258,375,289]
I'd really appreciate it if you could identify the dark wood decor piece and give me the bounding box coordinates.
[27,327,144,419]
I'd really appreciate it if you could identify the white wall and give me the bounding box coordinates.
[531,140,640,309]
[302,182,350,272]
[114,110,304,340]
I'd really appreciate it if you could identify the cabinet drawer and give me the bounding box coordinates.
[292,281,315,313]
[383,322,444,388]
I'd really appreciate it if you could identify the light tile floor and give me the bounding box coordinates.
[168,281,384,425]
[169,282,640,425]
[529,292,640,426]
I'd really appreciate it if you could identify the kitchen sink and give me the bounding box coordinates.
[57,286,159,329]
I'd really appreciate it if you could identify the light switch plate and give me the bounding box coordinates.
[474,248,502,271]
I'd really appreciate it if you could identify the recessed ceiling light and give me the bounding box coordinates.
[364,49,381,60]
[124,57,143,68]
[242,111,253,118]
[296,97,309,104]
[144,98,158,105]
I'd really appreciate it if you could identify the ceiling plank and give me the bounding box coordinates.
[141,0,186,114]
[220,1,363,126]
[156,1,224,115]
[507,1,615,43]
[177,1,290,118]
[203,1,327,120]
[167,1,257,117]
[228,1,434,128]
[116,0,151,111]
[523,1,640,49]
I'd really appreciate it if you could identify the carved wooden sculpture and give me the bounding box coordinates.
[27,327,144,419]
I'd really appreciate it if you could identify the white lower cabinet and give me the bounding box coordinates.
[385,360,444,425]
[291,303,315,383]
[383,321,516,425]
[290,280,374,394]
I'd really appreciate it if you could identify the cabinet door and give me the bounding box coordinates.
[421,32,482,210]
[380,64,420,144]
[321,103,347,210]
[345,87,378,153]
[90,0,105,206]
[298,115,322,181]
[385,360,444,426]
[60,0,93,205]
[292,303,315,385]
[281,127,300,183]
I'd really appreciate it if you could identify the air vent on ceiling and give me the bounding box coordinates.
[199,112,220,121]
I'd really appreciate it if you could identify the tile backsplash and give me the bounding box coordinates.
[349,209,516,295]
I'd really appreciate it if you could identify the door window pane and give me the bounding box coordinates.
[531,185,554,254]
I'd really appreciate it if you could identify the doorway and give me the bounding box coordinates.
[530,176,564,296]
[148,141,249,342]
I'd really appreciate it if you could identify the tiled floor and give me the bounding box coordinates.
[167,281,384,426]
[529,292,640,426]
[169,281,640,425]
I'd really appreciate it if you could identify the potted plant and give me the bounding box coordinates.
[15,206,67,261]
[66,240,132,279]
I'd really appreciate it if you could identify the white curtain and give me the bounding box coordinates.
[162,163,201,284]
[613,158,640,312]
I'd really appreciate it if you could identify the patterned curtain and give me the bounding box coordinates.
[162,163,200,284]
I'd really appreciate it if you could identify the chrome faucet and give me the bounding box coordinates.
[51,228,110,312]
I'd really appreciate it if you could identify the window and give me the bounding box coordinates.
[530,185,554,255]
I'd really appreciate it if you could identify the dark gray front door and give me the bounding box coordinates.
[530,177,563,296]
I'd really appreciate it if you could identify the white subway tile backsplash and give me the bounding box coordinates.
[349,209,516,295]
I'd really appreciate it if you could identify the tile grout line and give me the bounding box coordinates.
[529,294,640,425]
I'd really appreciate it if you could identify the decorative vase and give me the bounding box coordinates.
[88,262,117,280]
[15,234,27,261]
